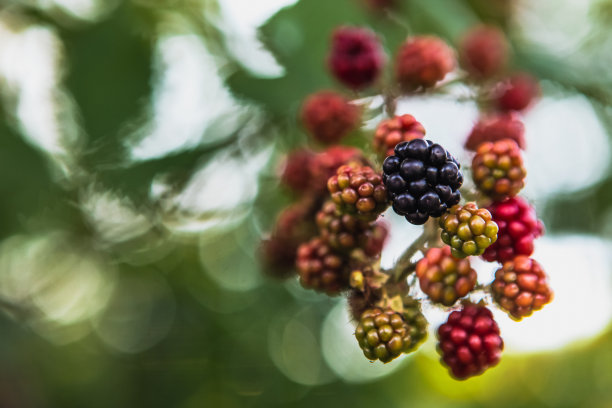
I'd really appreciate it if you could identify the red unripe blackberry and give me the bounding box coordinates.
[492,256,553,320]
[416,247,477,306]
[373,114,426,158]
[483,197,543,263]
[395,36,455,91]
[301,91,360,144]
[309,146,369,194]
[260,201,318,279]
[459,25,509,79]
[472,139,526,199]
[465,112,525,151]
[383,139,463,225]
[280,148,316,193]
[316,201,388,256]
[327,164,389,221]
[494,73,540,112]
[328,26,385,90]
[355,302,427,363]
[296,238,349,295]
[437,304,503,379]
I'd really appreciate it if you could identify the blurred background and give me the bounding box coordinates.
[0,0,611,406]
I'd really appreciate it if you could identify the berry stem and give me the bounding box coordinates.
[388,218,440,282]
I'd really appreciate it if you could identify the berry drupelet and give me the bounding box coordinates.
[439,203,499,258]
[472,139,526,200]
[373,114,426,159]
[437,303,503,380]
[328,26,385,90]
[416,246,478,306]
[492,256,553,320]
[483,197,543,263]
[383,139,463,225]
[327,164,389,221]
[301,90,360,144]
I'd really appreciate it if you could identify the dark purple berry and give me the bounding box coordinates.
[386,173,406,192]
[406,139,429,161]
[393,193,416,214]
[418,191,441,212]
[409,178,428,196]
[400,159,425,179]
[429,144,447,166]
[383,156,401,173]
[383,139,463,225]
[406,212,428,225]
[426,166,438,186]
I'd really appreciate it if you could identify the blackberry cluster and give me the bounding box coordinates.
[301,90,360,144]
[373,114,426,158]
[472,139,526,199]
[483,197,543,263]
[327,164,389,221]
[439,203,498,258]
[355,302,427,363]
[316,201,388,257]
[459,25,508,79]
[416,247,477,306]
[395,36,455,91]
[328,26,384,90]
[296,238,349,295]
[383,139,462,225]
[492,256,552,320]
[437,303,503,380]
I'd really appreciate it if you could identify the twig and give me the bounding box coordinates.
[386,218,440,282]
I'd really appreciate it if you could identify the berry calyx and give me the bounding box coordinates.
[327,164,389,221]
[316,201,388,256]
[483,197,543,263]
[301,91,360,144]
[492,256,553,320]
[437,303,503,380]
[328,26,385,90]
[440,203,499,258]
[472,139,526,199]
[465,113,526,151]
[416,247,477,306]
[459,25,509,79]
[373,114,426,158]
[355,302,427,363]
[383,139,462,225]
[395,36,455,91]
[494,73,540,112]
[296,238,349,295]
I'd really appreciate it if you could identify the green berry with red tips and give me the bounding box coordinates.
[416,246,477,306]
[440,203,498,258]
[355,301,427,363]
[472,139,526,200]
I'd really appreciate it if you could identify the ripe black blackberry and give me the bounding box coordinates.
[383,139,463,225]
